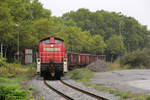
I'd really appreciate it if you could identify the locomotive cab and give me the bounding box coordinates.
[37,37,67,78]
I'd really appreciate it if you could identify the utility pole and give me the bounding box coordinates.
[18,29,19,61]
[16,24,19,61]
[119,22,122,60]
[119,22,122,36]
[1,43,3,58]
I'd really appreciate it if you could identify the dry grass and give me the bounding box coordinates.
[0,63,35,78]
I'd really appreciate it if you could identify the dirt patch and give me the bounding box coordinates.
[87,60,110,72]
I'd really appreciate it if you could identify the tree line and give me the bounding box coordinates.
[0,0,150,62]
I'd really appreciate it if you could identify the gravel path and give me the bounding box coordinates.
[46,80,96,100]
[90,69,150,94]
[62,78,120,100]
[30,75,65,100]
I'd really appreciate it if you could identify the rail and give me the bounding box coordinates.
[44,80,73,100]
[60,80,109,100]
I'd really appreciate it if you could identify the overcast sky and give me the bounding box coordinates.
[39,0,150,29]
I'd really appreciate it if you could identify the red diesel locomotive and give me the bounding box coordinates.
[37,37,67,78]
[37,37,106,78]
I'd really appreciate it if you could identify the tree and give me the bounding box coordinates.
[0,0,53,62]
[89,35,106,54]
[106,35,125,61]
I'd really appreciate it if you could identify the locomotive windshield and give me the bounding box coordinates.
[42,39,50,44]
[54,39,62,44]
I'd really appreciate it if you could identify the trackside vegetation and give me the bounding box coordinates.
[120,48,150,68]
[0,57,36,100]
[67,68,150,100]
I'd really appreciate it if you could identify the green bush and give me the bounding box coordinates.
[123,65,131,69]
[68,68,93,82]
[0,58,8,67]
[71,69,84,79]
[0,63,36,78]
[146,97,150,100]
[0,85,29,100]
[121,48,150,68]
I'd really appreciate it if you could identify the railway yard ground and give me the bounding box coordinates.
[29,68,150,100]
[27,60,150,100]
[30,75,120,100]
[28,69,150,100]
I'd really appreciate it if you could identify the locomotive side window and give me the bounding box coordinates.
[42,39,50,44]
[54,39,62,44]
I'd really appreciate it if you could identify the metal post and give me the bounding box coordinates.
[119,22,122,58]
[1,43,3,58]
[18,30,19,61]
[16,24,19,61]
[119,22,121,36]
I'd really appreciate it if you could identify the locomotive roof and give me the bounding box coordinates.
[40,37,64,42]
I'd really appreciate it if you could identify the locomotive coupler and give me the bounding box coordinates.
[49,61,55,77]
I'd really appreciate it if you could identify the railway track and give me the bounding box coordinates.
[44,80,73,100]
[44,79,109,100]
[60,80,108,100]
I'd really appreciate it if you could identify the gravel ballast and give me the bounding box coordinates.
[87,60,110,72]
[30,76,65,100]
[30,75,120,100]
[62,78,120,100]
[46,80,96,100]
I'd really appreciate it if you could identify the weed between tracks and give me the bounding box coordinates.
[67,68,150,100]
[0,61,37,100]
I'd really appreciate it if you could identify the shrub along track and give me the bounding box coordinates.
[44,79,109,100]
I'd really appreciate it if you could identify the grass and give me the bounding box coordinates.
[68,68,93,84]
[0,85,29,100]
[0,63,35,78]
[106,61,147,72]
[105,62,123,71]
[0,77,21,83]
[67,68,150,100]
[105,57,149,72]
[28,86,37,91]
[0,61,37,100]
[0,78,30,100]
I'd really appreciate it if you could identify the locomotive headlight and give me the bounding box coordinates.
[50,44,54,47]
